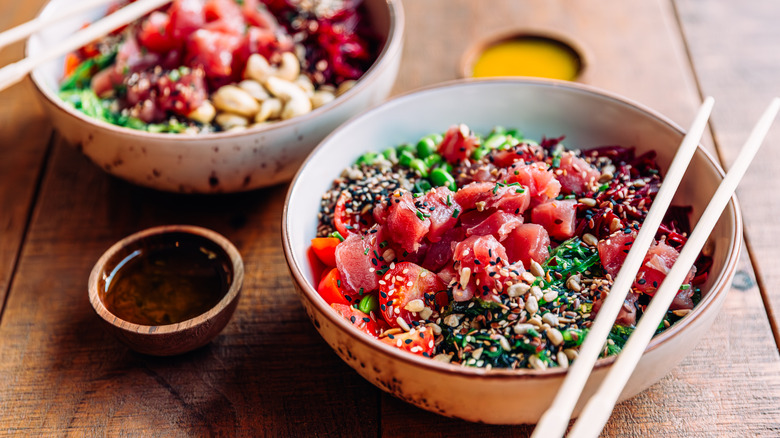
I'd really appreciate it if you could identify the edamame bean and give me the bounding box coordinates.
[358,294,378,314]
[471,147,489,161]
[396,143,415,155]
[439,162,453,174]
[356,151,377,165]
[416,136,437,158]
[430,167,456,191]
[398,150,415,167]
[423,153,442,168]
[383,148,398,164]
[409,158,429,177]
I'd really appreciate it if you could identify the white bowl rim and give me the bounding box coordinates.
[282,77,743,380]
[26,0,405,140]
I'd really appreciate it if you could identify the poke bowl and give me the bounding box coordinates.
[282,79,741,424]
[27,0,404,193]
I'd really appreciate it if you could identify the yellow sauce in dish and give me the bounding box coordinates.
[472,37,581,81]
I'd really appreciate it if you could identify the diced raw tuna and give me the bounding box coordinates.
[453,235,511,301]
[464,210,524,241]
[335,232,381,294]
[593,291,639,327]
[422,227,465,272]
[531,199,577,240]
[598,231,636,278]
[503,223,551,269]
[375,191,430,253]
[556,152,600,194]
[438,124,480,164]
[416,187,460,243]
[634,239,695,296]
[504,161,562,204]
[454,182,531,215]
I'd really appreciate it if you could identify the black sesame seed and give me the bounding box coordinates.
[405,339,413,344]
[350,316,356,323]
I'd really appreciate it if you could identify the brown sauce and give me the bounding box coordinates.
[102,234,231,326]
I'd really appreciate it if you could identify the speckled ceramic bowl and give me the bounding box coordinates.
[282,79,741,424]
[26,0,404,193]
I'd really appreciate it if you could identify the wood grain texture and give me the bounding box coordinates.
[0,0,52,316]
[0,142,379,436]
[1,0,780,436]
[674,0,780,347]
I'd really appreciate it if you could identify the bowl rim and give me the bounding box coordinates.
[282,77,743,379]
[26,0,405,140]
[88,224,244,335]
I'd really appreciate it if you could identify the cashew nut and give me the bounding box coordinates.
[215,113,249,130]
[336,80,357,97]
[310,90,335,109]
[275,52,301,82]
[254,98,283,123]
[265,76,312,120]
[187,100,216,124]
[294,74,315,96]
[238,79,270,102]
[212,85,260,117]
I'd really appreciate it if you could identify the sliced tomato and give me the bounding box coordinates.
[64,53,81,77]
[307,246,327,285]
[318,268,350,306]
[333,191,375,236]
[378,262,446,328]
[437,124,481,164]
[138,12,179,53]
[331,304,384,337]
[311,237,340,267]
[380,326,435,356]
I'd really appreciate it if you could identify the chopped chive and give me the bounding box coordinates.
[452,208,460,218]
[364,247,369,255]
[329,231,345,242]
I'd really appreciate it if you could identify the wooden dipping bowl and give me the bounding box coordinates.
[88,225,244,356]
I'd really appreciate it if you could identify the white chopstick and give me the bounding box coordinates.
[0,0,115,52]
[531,96,715,438]
[568,97,780,438]
[0,0,172,93]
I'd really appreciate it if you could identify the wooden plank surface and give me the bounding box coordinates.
[674,0,780,346]
[1,0,780,436]
[381,0,780,436]
[0,1,53,317]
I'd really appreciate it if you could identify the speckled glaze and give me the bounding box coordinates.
[27,0,404,193]
[282,80,742,424]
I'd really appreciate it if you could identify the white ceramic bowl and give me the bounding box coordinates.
[282,79,741,424]
[27,0,404,193]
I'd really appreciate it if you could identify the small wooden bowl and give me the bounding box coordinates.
[88,225,243,356]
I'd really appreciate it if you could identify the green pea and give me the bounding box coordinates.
[424,153,442,168]
[358,294,379,314]
[398,150,415,167]
[409,158,429,177]
[416,136,438,158]
[471,147,490,161]
[383,148,398,164]
[396,143,415,155]
[430,167,456,191]
[356,151,377,165]
[413,179,432,193]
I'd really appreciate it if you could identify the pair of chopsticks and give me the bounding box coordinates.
[532,96,780,438]
[0,0,171,93]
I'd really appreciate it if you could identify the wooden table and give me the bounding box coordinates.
[2,0,779,436]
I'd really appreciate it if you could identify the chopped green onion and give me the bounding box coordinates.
[329,231,345,242]
[452,208,460,218]
[358,294,379,314]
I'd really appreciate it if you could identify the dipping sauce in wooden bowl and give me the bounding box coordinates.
[89,225,243,356]
[462,32,586,81]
